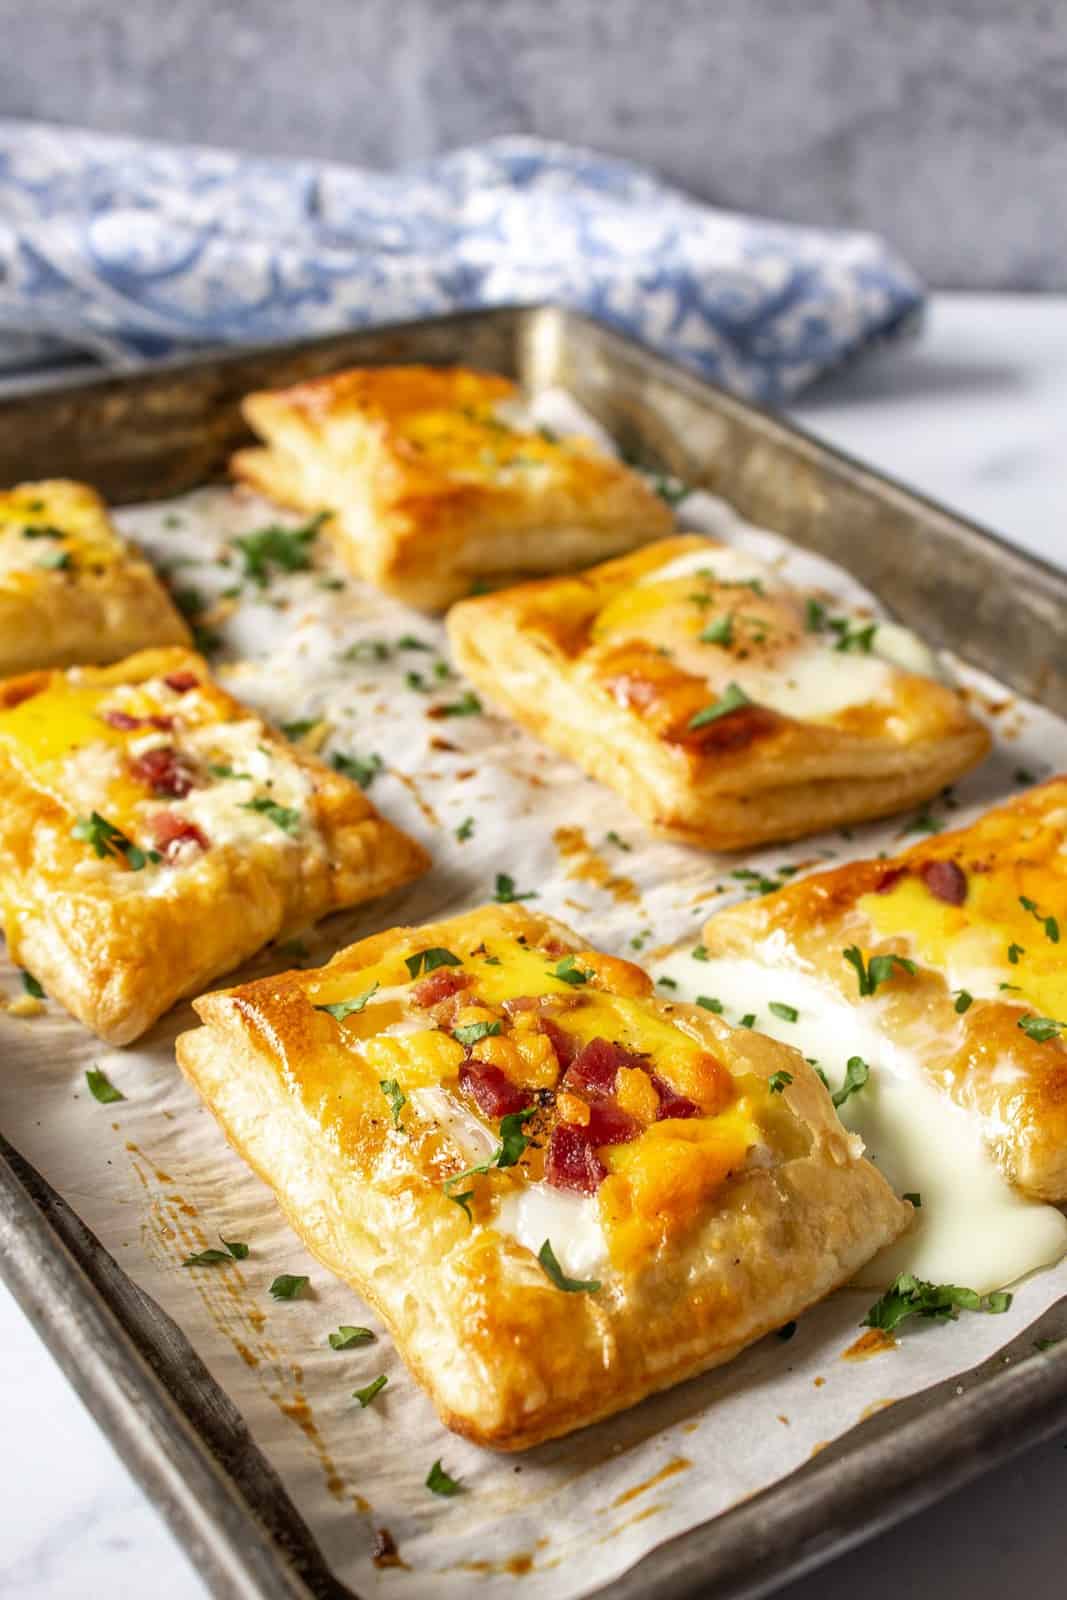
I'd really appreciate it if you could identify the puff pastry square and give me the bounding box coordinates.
[702,779,1067,1200]
[230,365,674,609]
[447,535,991,849]
[0,647,429,1044]
[0,480,191,675]
[177,905,908,1450]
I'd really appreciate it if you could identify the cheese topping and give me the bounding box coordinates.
[311,932,777,1276]
[653,945,1067,1293]
[862,839,1067,1020]
[590,543,941,726]
[395,403,580,488]
[0,481,124,590]
[0,665,317,870]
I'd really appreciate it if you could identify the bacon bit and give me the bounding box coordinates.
[411,969,472,1008]
[150,811,209,858]
[920,858,967,906]
[545,1124,607,1194]
[502,995,540,1013]
[104,709,174,733]
[649,1072,701,1120]
[372,1528,407,1571]
[163,671,199,693]
[875,865,908,894]
[428,736,458,752]
[537,1015,577,1069]
[563,1036,646,1097]
[131,746,197,798]
[459,1062,530,1119]
[583,1098,640,1146]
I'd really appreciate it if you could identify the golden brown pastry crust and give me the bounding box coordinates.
[177,905,908,1450]
[231,365,674,609]
[447,535,991,849]
[702,778,1067,1200]
[0,480,190,674]
[0,647,429,1043]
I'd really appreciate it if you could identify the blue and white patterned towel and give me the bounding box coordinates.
[0,121,924,403]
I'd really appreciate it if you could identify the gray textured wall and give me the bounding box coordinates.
[2,0,1065,289]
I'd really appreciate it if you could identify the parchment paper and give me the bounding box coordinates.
[2,400,1065,1595]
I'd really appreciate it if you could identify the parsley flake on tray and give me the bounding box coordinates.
[863,1273,1012,1333]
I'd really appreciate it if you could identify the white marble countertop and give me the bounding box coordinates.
[3,291,1066,1599]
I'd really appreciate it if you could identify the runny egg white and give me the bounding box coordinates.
[652,945,1067,1294]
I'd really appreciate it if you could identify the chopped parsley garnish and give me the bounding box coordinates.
[731,863,800,897]
[903,1192,922,1207]
[396,634,431,651]
[405,947,461,978]
[315,983,379,1022]
[657,975,678,989]
[1014,767,1036,786]
[238,796,302,835]
[331,750,383,789]
[280,718,316,741]
[696,995,723,1013]
[691,943,710,961]
[20,971,44,998]
[21,523,64,539]
[768,1070,793,1094]
[699,614,734,647]
[863,1273,1012,1333]
[805,598,828,632]
[494,872,538,903]
[1018,1015,1066,1043]
[269,1274,309,1301]
[208,762,251,780]
[829,618,877,654]
[36,546,72,570]
[739,1013,756,1029]
[455,816,475,842]
[343,638,391,663]
[72,812,158,870]
[444,1107,537,1210]
[954,990,973,1014]
[605,830,631,850]
[434,691,482,717]
[842,945,916,997]
[426,1459,463,1496]
[903,809,944,835]
[768,1001,799,1022]
[1019,896,1060,944]
[537,1238,601,1294]
[452,1020,501,1047]
[687,681,752,729]
[405,670,428,692]
[832,1055,870,1108]
[377,1075,406,1126]
[234,511,327,586]
[1035,1337,1063,1352]
[183,1236,249,1268]
[85,1067,124,1104]
[1008,942,1025,965]
[329,1325,374,1349]
[353,1375,388,1407]
[652,475,690,507]
[553,955,591,986]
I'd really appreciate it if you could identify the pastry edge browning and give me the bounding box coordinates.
[700,778,1067,1201]
[448,596,990,852]
[232,366,674,611]
[0,647,430,1044]
[177,905,910,1450]
[0,479,191,675]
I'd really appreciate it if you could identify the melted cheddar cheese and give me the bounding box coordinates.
[310,931,777,1274]
[862,800,1067,1020]
[585,546,940,729]
[0,660,316,867]
[397,405,573,487]
[0,480,125,591]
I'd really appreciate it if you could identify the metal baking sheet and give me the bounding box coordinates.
[1,305,1066,1600]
